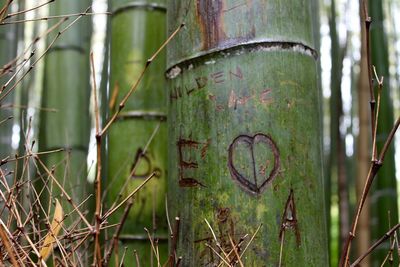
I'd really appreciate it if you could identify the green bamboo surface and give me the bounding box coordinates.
[167,1,328,265]
[16,0,28,162]
[329,0,350,264]
[0,0,18,224]
[0,0,17,160]
[38,0,92,223]
[368,0,398,265]
[106,0,168,265]
[328,1,341,264]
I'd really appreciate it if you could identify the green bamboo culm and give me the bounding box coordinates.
[106,0,168,265]
[16,0,28,162]
[38,0,92,235]
[0,0,17,160]
[167,1,329,265]
[0,0,18,222]
[368,0,398,265]
[329,0,349,263]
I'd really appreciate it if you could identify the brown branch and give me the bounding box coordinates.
[339,2,400,265]
[0,115,12,125]
[165,217,180,267]
[371,66,383,161]
[1,11,111,25]
[0,16,65,102]
[228,235,244,267]
[361,0,376,151]
[102,173,155,220]
[119,247,128,266]
[1,16,64,80]
[134,250,141,267]
[340,115,399,266]
[351,223,400,266]
[3,0,55,19]
[91,51,103,266]
[380,234,396,266]
[144,227,161,267]
[0,6,92,103]
[34,156,92,229]
[103,197,134,265]
[0,0,13,23]
[378,116,400,163]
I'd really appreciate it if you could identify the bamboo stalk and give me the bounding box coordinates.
[105,0,168,265]
[38,0,92,263]
[368,0,398,265]
[167,1,328,265]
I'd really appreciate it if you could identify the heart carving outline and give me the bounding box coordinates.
[228,133,280,195]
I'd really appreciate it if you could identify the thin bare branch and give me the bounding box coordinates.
[1,11,111,25]
[100,23,184,136]
[351,223,400,266]
[3,0,55,19]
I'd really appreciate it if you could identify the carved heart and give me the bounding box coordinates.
[228,133,280,195]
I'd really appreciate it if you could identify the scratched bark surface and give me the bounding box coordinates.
[167,1,328,266]
[106,0,168,264]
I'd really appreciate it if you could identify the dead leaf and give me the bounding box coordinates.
[109,81,119,111]
[39,199,63,262]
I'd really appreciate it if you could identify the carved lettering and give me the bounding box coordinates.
[170,85,183,102]
[229,66,243,80]
[279,189,300,247]
[195,76,208,89]
[210,71,225,84]
[177,138,207,187]
[131,148,161,179]
[228,90,252,109]
[169,66,244,102]
[260,88,273,104]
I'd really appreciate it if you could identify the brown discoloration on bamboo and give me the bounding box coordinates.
[201,139,211,159]
[194,0,256,51]
[195,76,208,89]
[109,81,119,111]
[130,148,161,179]
[177,138,207,187]
[169,66,244,102]
[216,207,231,223]
[179,178,205,187]
[197,207,244,265]
[279,189,300,247]
[228,133,280,195]
[228,90,252,108]
[195,0,226,50]
[167,217,181,267]
[216,208,238,264]
[260,88,273,104]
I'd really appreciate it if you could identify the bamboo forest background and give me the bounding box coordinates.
[0,0,399,266]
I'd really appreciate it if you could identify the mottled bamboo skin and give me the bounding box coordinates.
[39,0,92,211]
[167,1,328,266]
[106,0,168,265]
